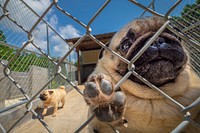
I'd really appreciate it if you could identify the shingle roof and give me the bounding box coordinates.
[66,32,116,51]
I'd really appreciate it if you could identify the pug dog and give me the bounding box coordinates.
[83,16,200,133]
[39,86,67,117]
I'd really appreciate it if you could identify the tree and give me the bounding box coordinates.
[172,0,200,75]
[0,30,49,72]
[0,30,6,43]
[0,30,15,61]
[173,0,200,29]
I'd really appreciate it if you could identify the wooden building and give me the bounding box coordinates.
[66,32,115,84]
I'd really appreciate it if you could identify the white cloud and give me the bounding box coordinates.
[33,23,47,39]
[53,41,69,53]
[23,38,47,53]
[0,0,52,33]
[51,24,81,57]
[51,33,70,57]
[49,14,58,29]
[52,39,78,63]
[34,39,47,50]
[1,0,81,61]
[27,13,81,57]
[30,10,81,56]
[23,0,52,15]
[58,24,81,39]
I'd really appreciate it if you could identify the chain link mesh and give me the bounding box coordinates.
[0,0,199,133]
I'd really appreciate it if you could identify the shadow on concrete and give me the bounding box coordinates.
[33,106,65,119]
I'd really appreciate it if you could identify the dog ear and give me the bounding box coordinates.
[48,90,54,95]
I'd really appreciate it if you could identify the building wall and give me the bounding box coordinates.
[82,50,100,64]
[0,65,48,108]
[80,49,100,83]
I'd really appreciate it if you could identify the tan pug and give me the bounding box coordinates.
[39,86,67,117]
[83,16,200,133]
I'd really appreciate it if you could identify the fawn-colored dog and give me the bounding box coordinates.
[39,86,66,117]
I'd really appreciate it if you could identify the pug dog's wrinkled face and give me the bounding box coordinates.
[110,17,187,87]
[39,90,53,101]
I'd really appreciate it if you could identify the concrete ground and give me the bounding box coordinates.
[13,86,90,133]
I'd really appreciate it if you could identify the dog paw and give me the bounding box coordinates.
[83,73,126,122]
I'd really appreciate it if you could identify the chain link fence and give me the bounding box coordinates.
[0,0,199,133]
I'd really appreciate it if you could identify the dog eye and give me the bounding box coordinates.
[118,29,136,53]
[119,39,132,52]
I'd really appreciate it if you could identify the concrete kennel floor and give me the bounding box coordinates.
[13,85,90,133]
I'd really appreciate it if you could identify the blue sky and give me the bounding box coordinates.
[51,0,195,35]
[0,0,196,62]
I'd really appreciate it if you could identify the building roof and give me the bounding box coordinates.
[66,32,116,51]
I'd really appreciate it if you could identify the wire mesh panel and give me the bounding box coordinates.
[0,0,199,133]
[0,0,77,132]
